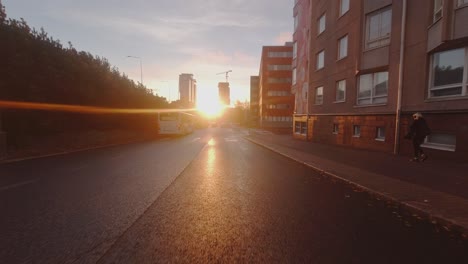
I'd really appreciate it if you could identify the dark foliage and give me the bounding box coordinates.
[0,4,169,141]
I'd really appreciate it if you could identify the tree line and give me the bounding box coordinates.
[0,4,170,148]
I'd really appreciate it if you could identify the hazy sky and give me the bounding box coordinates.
[3,0,293,104]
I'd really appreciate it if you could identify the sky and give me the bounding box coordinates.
[2,0,293,105]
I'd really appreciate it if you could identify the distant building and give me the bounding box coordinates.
[258,43,294,128]
[218,82,230,106]
[296,0,468,161]
[250,76,260,126]
[178,73,196,106]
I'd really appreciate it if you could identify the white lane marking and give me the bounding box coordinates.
[191,137,201,142]
[0,179,38,192]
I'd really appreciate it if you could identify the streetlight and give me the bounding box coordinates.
[127,56,143,86]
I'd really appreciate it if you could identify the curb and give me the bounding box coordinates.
[245,136,468,238]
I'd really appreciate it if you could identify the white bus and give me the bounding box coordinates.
[158,112,195,135]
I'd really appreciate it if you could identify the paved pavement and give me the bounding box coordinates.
[245,129,468,237]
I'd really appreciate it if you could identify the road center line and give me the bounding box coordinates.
[0,179,39,192]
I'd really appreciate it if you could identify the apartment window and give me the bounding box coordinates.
[376,127,386,141]
[336,80,346,102]
[318,13,326,35]
[357,72,388,105]
[365,7,392,49]
[267,104,289,109]
[295,122,301,133]
[429,48,467,98]
[353,125,361,137]
[434,0,443,22]
[295,121,307,135]
[267,64,292,71]
[422,133,456,151]
[340,0,350,16]
[292,68,297,85]
[293,42,298,59]
[316,50,325,70]
[338,35,348,59]
[294,14,299,31]
[458,0,468,7]
[268,77,292,84]
[267,90,291,96]
[333,124,339,134]
[315,87,323,105]
[268,51,293,57]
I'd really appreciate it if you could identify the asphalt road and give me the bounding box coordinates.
[1,127,467,263]
[0,130,209,263]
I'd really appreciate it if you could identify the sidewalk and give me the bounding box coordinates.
[245,129,468,236]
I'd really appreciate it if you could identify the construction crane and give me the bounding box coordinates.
[216,70,232,82]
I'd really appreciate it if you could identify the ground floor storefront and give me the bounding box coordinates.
[293,112,468,162]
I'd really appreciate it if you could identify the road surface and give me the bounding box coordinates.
[1,127,466,263]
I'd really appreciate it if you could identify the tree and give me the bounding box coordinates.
[0,1,6,24]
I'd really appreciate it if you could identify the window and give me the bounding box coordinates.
[333,124,339,134]
[338,35,348,59]
[458,0,468,7]
[268,77,292,84]
[336,80,346,102]
[316,50,325,70]
[340,0,350,16]
[267,90,290,96]
[293,42,298,59]
[268,51,293,57]
[295,122,301,133]
[301,122,307,134]
[353,125,361,137]
[315,86,323,104]
[267,104,289,109]
[365,7,392,49]
[422,133,456,151]
[294,14,299,31]
[292,68,297,85]
[376,127,386,141]
[434,0,443,22]
[267,64,292,71]
[429,48,467,98]
[357,72,388,105]
[318,13,326,35]
[295,121,307,135]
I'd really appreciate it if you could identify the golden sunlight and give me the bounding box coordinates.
[197,91,223,118]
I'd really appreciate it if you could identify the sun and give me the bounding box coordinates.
[197,100,223,118]
[197,91,223,118]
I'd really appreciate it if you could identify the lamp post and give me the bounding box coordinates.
[127,56,143,86]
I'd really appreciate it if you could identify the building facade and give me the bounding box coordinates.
[250,76,260,126]
[297,0,468,161]
[218,82,230,106]
[178,73,196,106]
[258,43,295,128]
[292,0,312,139]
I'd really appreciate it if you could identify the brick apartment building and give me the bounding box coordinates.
[294,0,468,161]
[257,43,295,128]
[292,0,312,139]
[250,76,260,125]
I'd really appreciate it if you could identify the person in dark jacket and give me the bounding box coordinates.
[405,112,431,162]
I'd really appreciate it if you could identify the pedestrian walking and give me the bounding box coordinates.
[405,112,431,162]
